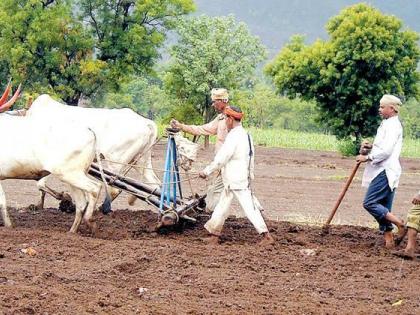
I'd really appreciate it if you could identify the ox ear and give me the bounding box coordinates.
[0,84,21,113]
[0,79,12,106]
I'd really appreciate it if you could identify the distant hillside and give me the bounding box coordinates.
[194,0,420,58]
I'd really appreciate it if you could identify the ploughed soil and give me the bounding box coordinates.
[1,145,420,314]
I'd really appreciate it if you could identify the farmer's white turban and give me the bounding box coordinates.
[380,94,402,112]
[211,88,229,101]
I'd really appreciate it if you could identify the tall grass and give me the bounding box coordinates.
[159,124,420,158]
[249,128,420,158]
[248,127,339,152]
[401,138,420,158]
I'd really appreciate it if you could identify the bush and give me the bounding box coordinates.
[338,138,358,156]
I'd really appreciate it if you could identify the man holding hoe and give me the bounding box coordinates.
[356,94,406,249]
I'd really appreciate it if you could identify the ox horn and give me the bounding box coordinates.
[0,79,12,106]
[0,84,21,113]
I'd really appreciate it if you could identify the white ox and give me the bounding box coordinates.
[0,113,103,233]
[26,94,161,210]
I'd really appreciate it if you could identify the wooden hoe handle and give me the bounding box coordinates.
[323,161,361,228]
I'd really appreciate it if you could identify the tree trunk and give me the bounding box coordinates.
[354,131,362,155]
[203,95,212,149]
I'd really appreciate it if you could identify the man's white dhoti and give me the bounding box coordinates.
[204,187,268,236]
[202,125,268,236]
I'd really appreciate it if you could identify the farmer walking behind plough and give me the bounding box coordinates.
[198,105,275,246]
[171,88,265,216]
[356,94,406,249]
[171,88,230,213]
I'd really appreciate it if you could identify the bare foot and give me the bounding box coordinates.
[384,231,395,249]
[395,224,407,246]
[202,235,220,245]
[259,233,275,246]
[392,249,415,260]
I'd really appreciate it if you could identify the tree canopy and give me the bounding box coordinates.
[265,3,420,141]
[78,0,195,90]
[234,82,321,132]
[164,14,266,125]
[0,0,194,104]
[95,75,172,120]
[0,0,97,104]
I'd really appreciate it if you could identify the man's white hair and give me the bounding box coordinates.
[380,94,402,112]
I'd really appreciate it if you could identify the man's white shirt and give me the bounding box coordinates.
[203,125,254,190]
[362,115,403,189]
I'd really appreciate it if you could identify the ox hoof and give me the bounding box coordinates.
[59,199,76,213]
[87,221,98,237]
[99,203,112,215]
[28,204,41,212]
[99,195,112,215]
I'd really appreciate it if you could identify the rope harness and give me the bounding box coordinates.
[96,137,202,187]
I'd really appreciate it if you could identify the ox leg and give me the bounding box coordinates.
[36,176,73,211]
[82,182,101,236]
[35,177,48,210]
[99,185,119,209]
[68,187,87,234]
[98,184,117,214]
[61,173,100,234]
[0,183,12,227]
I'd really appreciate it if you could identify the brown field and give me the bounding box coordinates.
[1,145,419,314]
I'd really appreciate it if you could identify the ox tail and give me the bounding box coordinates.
[89,128,112,215]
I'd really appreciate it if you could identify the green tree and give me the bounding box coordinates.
[164,14,266,145]
[400,96,420,139]
[96,76,173,120]
[233,82,321,132]
[265,4,419,146]
[78,0,195,90]
[0,0,102,104]
[233,83,278,128]
[0,0,194,105]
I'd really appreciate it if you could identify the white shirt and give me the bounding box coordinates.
[362,115,403,189]
[203,125,254,190]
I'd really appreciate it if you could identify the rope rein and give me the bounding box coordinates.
[94,136,204,187]
[99,157,204,176]
[120,136,162,177]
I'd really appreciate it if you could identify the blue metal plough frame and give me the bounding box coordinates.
[89,128,206,229]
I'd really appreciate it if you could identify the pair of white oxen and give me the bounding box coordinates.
[0,83,162,234]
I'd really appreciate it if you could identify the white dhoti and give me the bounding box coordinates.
[205,171,224,212]
[204,187,268,235]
